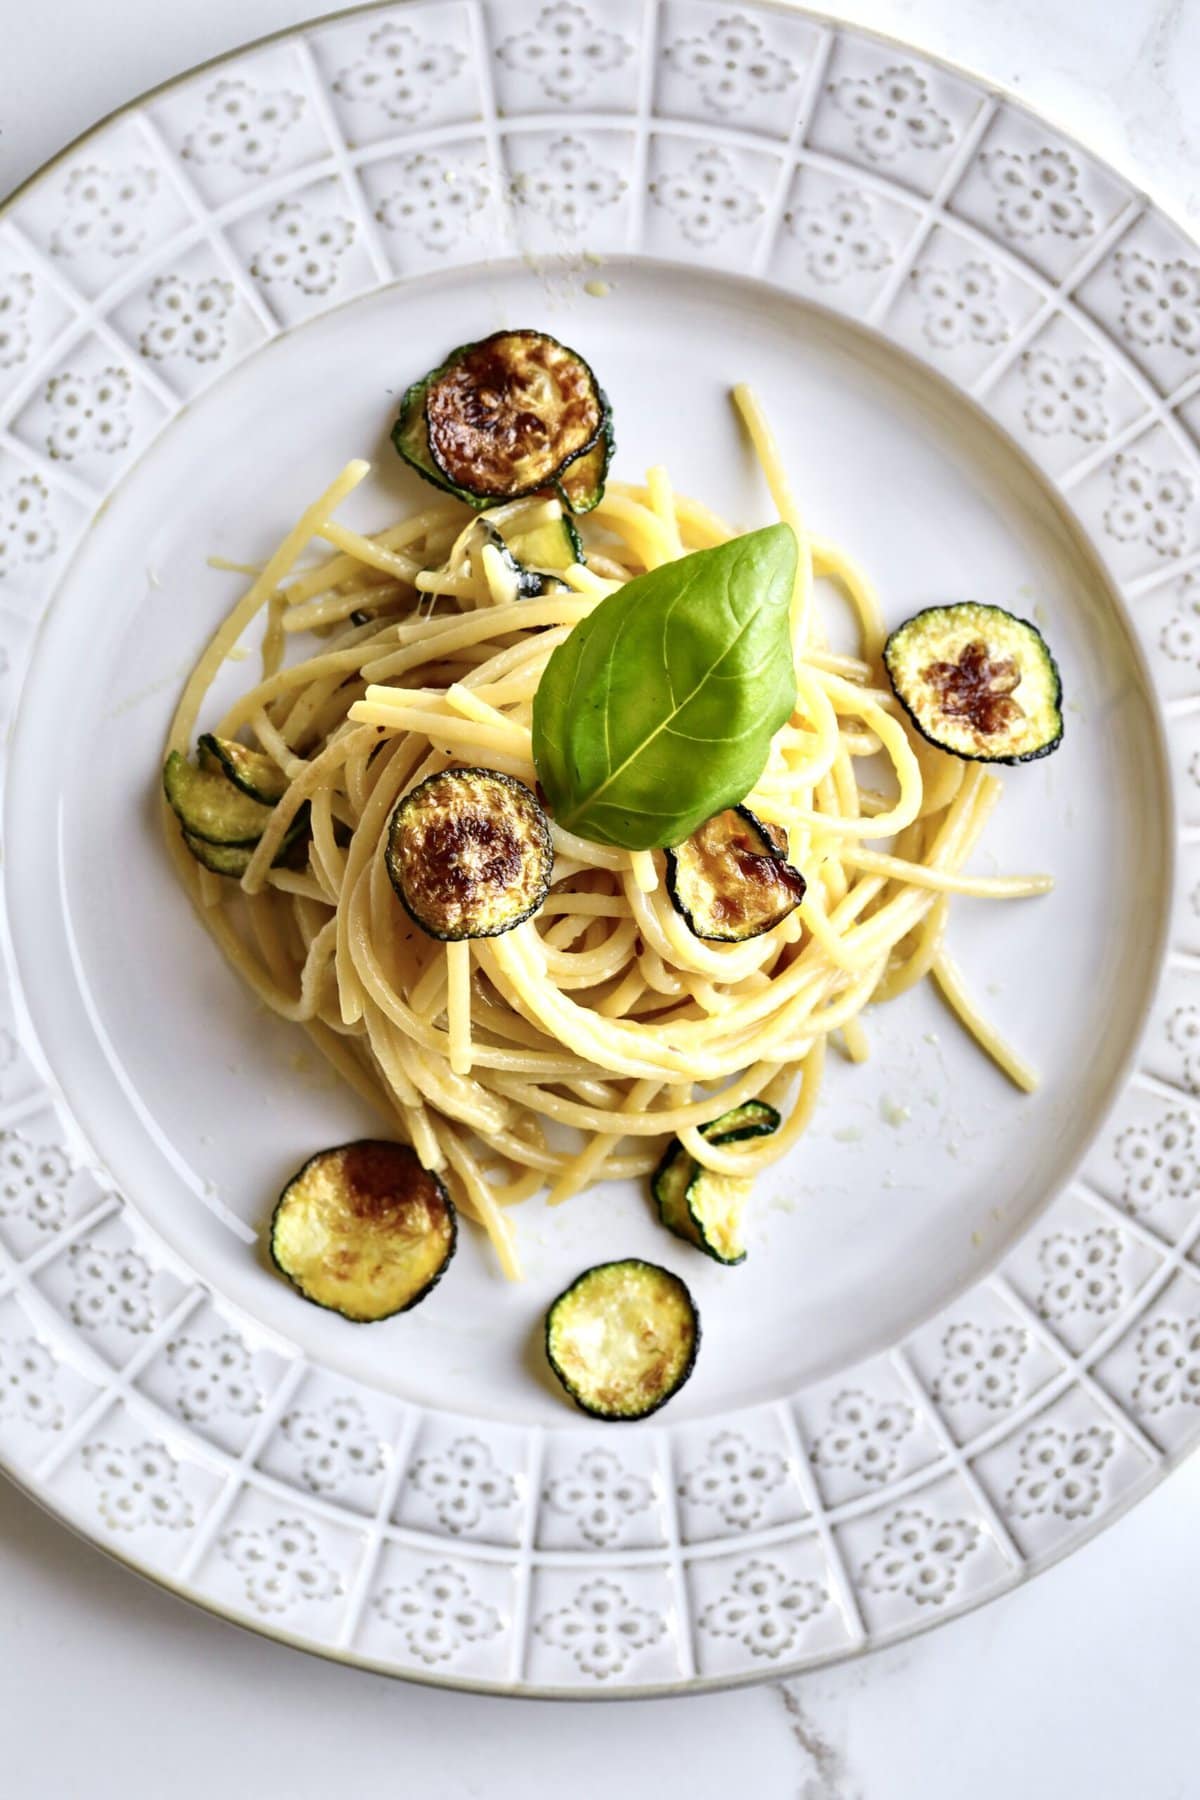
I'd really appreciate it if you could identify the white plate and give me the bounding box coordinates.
[0,0,1198,1696]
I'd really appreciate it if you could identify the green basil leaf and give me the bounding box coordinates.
[532,523,797,850]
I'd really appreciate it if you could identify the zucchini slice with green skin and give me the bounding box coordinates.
[386,766,553,940]
[545,1258,699,1420]
[395,330,604,506]
[480,523,572,600]
[884,602,1063,764]
[651,1099,781,1265]
[163,749,276,845]
[270,1140,456,1322]
[555,398,613,515]
[504,513,585,573]
[666,804,806,942]
[180,810,310,878]
[198,733,288,804]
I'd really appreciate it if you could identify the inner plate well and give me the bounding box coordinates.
[4,259,1170,1423]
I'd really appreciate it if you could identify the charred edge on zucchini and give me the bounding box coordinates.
[666,804,806,942]
[198,733,288,804]
[163,749,276,846]
[480,523,571,600]
[394,330,604,506]
[651,1099,780,1264]
[884,602,1063,764]
[555,395,613,515]
[386,766,553,940]
[270,1140,456,1322]
[544,1258,699,1420]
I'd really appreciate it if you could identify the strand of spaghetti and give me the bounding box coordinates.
[841,1016,871,1063]
[838,844,1052,897]
[316,520,421,583]
[933,949,1039,1092]
[809,537,887,662]
[873,896,949,1003]
[167,459,369,752]
[438,1131,522,1280]
[241,723,375,895]
[590,491,675,569]
[445,940,473,1076]
[546,1078,665,1207]
[620,484,732,548]
[732,382,816,645]
[681,1041,823,1176]
[645,465,685,559]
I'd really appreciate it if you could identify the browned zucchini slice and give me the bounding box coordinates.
[545,1259,699,1419]
[163,749,276,845]
[651,1099,780,1265]
[884,603,1063,763]
[198,732,289,804]
[270,1140,456,1322]
[665,805,806,942]
[385,767,553,940]
[418,330,603,502]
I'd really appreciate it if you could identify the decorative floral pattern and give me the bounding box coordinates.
[859,1508,980,1607]
[512,135,625,238]
[981,149,1093,241]
[651,147,763,246]
[83,1441,193,1532]
[664,12,797,116]
[543,1448,654,1547]
[334,22,466,124]
[221,1518,340,1614]
[1115,1110,1198,1217]
[813,1390,914,1483]
[0,272,33,369]
[0,1337,63,1431]
[496,2,632,106]
[0,1135,71,1233]
[50,165,158,261]
[699,1559,827,1659]
[165,1332,259,1424]
[1115,252,1200,357]
[1164,1003,1200,1087]
[678,1430,787,1528]
[182,80,303,176]
[1037,1227,1125,1320]
[138,276,233,363]
[44,368,132,462]
[374,1565,501,1664]
[279,1395,384,1494]
[1021,351,1108,441]
[931,1323,1030,1410]
[68,1243,154,1334]
[0,476,58,582]
[829,64,952,163]
[786,191,891,283]
[536,1578,664,1678]
[409,1435,516,1533]
[249,201,354,296]
[1160,578,1200,667]
[1103,456,1195,558]
[1133,1314,1200,1412]
[375,152,489,253]
[1006,1425,1114,1520]
[913,261,1008,349]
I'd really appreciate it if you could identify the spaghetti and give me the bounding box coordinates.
[164,389,1051,1281]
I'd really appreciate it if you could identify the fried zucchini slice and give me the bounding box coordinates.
[651,1100,780,1265]
[555,399,613,514]
[545,1259,699,1420]
[270,1140,456,1322]
[198,732,289,804]
[480,523,571,600]
[394,330,604,506]
[666,805,806,942]
[385,767,553,940]
[163,749,276,845]
[506,513,585,571]
[884,602,1063,763]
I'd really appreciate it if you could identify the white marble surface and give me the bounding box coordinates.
[3,2,1200,1794]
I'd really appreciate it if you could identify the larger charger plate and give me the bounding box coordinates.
[1,0,1199,1695]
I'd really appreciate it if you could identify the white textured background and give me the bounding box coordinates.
[4,4,1200,1796]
